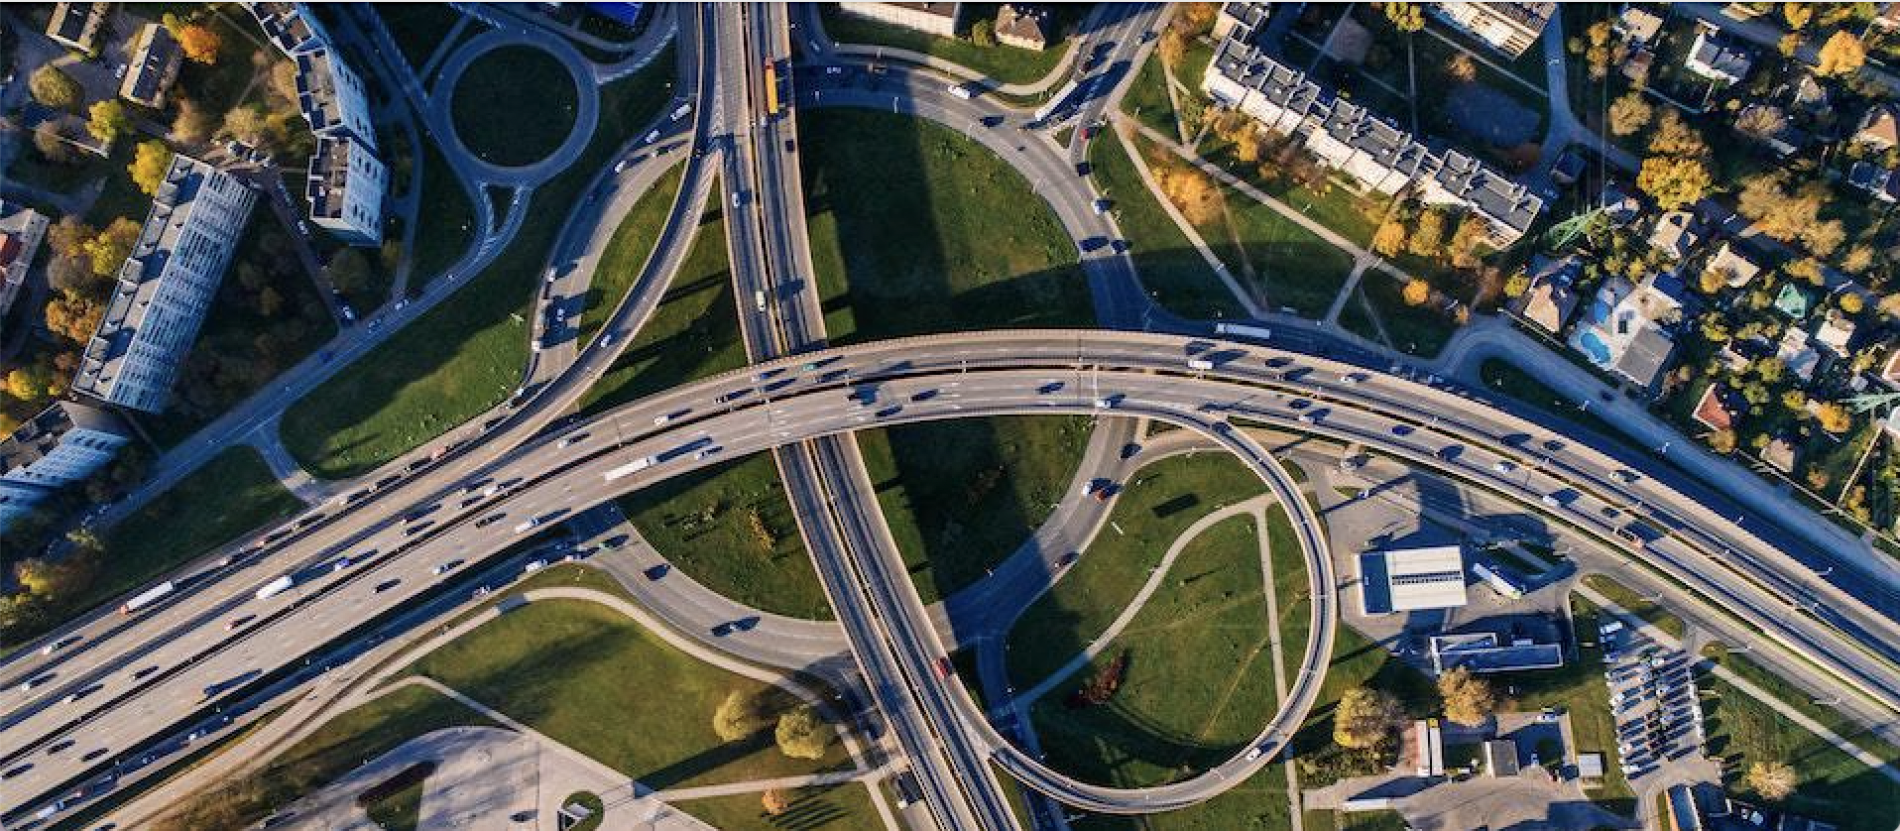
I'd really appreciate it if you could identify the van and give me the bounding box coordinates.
[948,83,975,100]
[754,290,767,313]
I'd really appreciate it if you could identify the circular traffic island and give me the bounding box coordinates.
[449,44,581,168]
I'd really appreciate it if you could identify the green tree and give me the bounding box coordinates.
[321,248,374,298]
[774,705,832,760]
[970,19,995,47]
[85,218,143,278]
[1407,208,1448,257]
[29,66,82,111]
[712,689,770,741]
[86,100,131,144]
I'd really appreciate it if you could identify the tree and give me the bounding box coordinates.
[129,141,175,196]
[712,689,770,741]
[1158,26,1189,68]
[29,66,81,111]
[86,100,130,144]
[44,291,104,344]
[1504,270,1530,299]
[1840,245,1875,274]
[1841,292,1866,315]
[1383,2,1424,33]
[1636,156,1711,210]
[172,99,216,144]
[1817,31,1867,77]
[1407,208,1447,257]
[222,104,269,146]
[1734,105,1786,142]
[1448,215,1488,269]
[1155,162,1222,226]
[32,122,70,163]
[1402,279,1431,306]
[85,218,143,278]
[1446,53,1477,84]
[1647,109,1708,158]
[970,19,995,47]
[321,248,374,297]
[1608,93,1654,137]
[1748,760,1798,800]
[1778,32,1803,58]
[1782,3,1813,29]
[1816,401,1853,434]
[1709,428,1738,454]
[1437,668,1497,727]
[774,705,832,760]
[5,364,56,405]
[178,24,221,64]
[1372,219,1409,258]
[1698,267,1728,295]
[762,789,791,816]
[1334,686,1402,749]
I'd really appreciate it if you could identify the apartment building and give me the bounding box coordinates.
[308,134,388,245]
[0,401,130,533]
[0,201,50,336]
[44,2,109,54]
[71,156,257,414]
[247,1,331,55]
[1212,2,1272,44]
[121,22,185,109]
[295,46,377,150]
[838,2,963,38]
[1430,2,1556,58]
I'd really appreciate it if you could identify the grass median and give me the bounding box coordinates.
[1006,451,1269,688]
[1581,573,1686,640]
[408,137,479,288]
[1089,128,1245,320]
[576,161,687,344]
[409,597,850,787]
[282,49,676,478]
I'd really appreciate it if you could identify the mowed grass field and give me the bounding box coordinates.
[282,50,677,478]
[674,783,881,831]
[410,598,851,788]
[576,160,687,344]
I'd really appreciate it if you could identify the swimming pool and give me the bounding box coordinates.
[1578,330,1613,365]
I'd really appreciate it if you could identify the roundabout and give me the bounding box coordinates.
[436,31,600,185]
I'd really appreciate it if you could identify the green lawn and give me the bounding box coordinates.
[93,447,301,612]
[153,685,493,830]
[858,416,1091,604]
[359,771,426,831]
[1699,654,1900,830]
[1122,51,1180,140]
[1007,452,1269,687]
[617,452,827,620]
[819,4,1072,86]
[1703,643,1900,765]
[577,161,687,343]
[1070,767,1293,831]
[578,184,742,414]
[282,51,677,478]
[1186,178,1355,319]
[450,45,580,167]
[378,4,468,71]
[409,598,851,787]
[1342,273,1458,357]
[800,108,1094,342]
[407,137,479,288]
[1499,593,1635,814]
[1031,514,1281,787]
[673,783,880,831]
[1089,129,1244,320]
[1265,505,1312,689]
[1581,574,1686,640]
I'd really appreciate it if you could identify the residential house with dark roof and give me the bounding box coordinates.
[1429,2,1555,58]
[1514,255,1580,334]
[1684,25,1754,85]
[120,23,184,109]
[44,2,109,54]
[993,4,1051,51]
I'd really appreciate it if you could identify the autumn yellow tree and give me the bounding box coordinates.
[1815,401,1853,434]
[85,218,142,278]
[1817,31,1866,77]
[178,24,221,64]
[86,100,130,144]
[1156,162,1222,226]
[1647,109,1708,158]
[1437,668,1497,727]
[1334,686,1402,749]
[1407,208,1448,257]
[774,705,832,760]
[1372,218,1409,258]
[1748,760,1798,800]
[1709,428,1738,454]
[1607,93,1653,137]
[1383,2,1424,33]
[1402,279,1431,306]
[712,689,770,741]
[129,141,175,196]
[762,789,791,816]
[1636,156,1711,210]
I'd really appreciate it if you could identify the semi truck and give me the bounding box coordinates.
[1214,322,1272,342]
[254,574,296,600]
[603,456,657,481]
[120,581,175,615]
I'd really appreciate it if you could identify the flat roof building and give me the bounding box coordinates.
[72,156,257,414]
[0,401,130,490]
[838,2,963,39]
[307,134,388,246]
[295,46,377,150]
[1430,631,1564,674]
[122,23,185,109]
[1359,544,1468,615]
[1484,739,1520,777]
[45,2,109,54]
[0,202,50,338]
[246,1,331,55]
[1430,2,1556,58]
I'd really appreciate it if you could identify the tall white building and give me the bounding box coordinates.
[308,134,388,245]
[71,156,256,414]
[295,46,377,151]
[0,201,49,337]
[0,401,130,533]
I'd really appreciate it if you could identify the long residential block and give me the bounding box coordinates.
[72,156,257,414]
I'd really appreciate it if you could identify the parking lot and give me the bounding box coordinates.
[1601,620,1704,782]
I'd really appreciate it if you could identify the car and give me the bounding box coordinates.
[476,513,506,528]
[825,65,843,75]
[1493,460,1516,474]
[374,578,401,593]
[1244,746,1263,761]
[132,665,160,680]
[613,158,629,173]
[1092,198,1110,215]
[338,304,356,323]
[225,615,254,632]
[432,560,462,576]
[2,764,30,780]
[601,332,617,347]
[81,747,109,762]
[1075,161,1092,176]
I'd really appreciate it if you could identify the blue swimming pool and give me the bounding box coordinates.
[1578,330,1612,365]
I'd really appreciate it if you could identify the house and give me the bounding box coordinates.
[0,202,49,337]
[120,23,185,109]
[1601,183,1642,227]
[1307,102,1436,196]
[71,156,257,414]
[1515,255,1580,334]
[1855,104,1900,150]
[307,134,387,246]
[1814,309,1856,357]
[1774,283,1814,319]
[1576,753,1605,783]
[1623,48,1655,84]
[1616,7,1664,47]
[1684,26,1754,86]
[993,4,1051,51]
[1762,435,1798,474]
[1550,149,1585,186]
[1881,350,1900,388]
[838,2,963,38]
[1212,1,1271,43]
[1424,151,1544,247]
[1358,544,1468,615]
[1778,326,1821,383]
[1569,276,1678,392]
[1847,161,1900,203]
[44,2,109,54]
[1429,2,1556,58]
[1692,385,1735,432]
[1703,242,1761,289]
[1648,211,1702,261]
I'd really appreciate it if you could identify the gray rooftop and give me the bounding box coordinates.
[123,24,182,105]
[0,401,125,478]
[307,134,366,222]
[295,48,353,136]
[248,2,323,55]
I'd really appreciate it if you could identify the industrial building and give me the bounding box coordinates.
[1359,544,1469,615]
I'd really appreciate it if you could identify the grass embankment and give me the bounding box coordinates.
[819,4,1074,86]
[282,49,676,478]
[407,138,479,288]
[1088,129,1244,319]
[1698,644,1900,831]
[378,4,467,70]
[1007,452,1269,687]
[93,447,301,610]
[1581,573,1686,640]
[576,161,687,343]
[860,416,1090,604]
[409,598,851,787]
[449,45,580,167]
[1340,273,1458,358]
[674,783,881,831]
